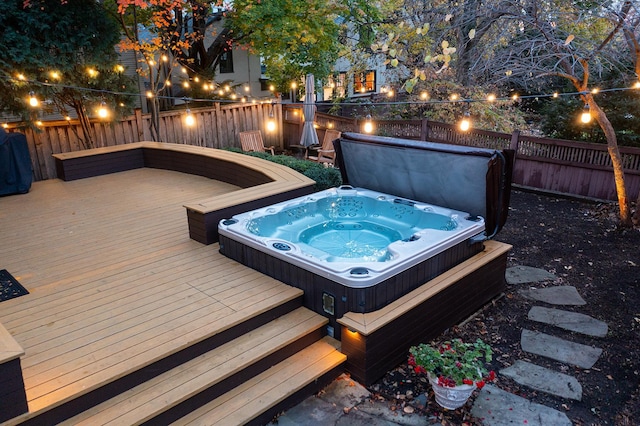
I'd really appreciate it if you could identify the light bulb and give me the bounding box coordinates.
[459,112,472,132]
[487,94,496,102]
[363,115,373,134]
[266,119,276,132]
[580,105,592,123]
[28,92,39,107]
[98,102,109,119]
[185,109,195,126]
[420,91,429,101]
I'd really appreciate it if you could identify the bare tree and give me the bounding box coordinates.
[469,0,638,226]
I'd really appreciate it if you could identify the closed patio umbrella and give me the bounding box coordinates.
[299,74,320,148]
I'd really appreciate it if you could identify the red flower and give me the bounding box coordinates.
[408,355,416,367]
[414,365,426,374]
[488,371,496,381]
[463,379,474,385]
[476,380,485,389]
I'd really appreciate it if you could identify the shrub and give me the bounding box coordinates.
[223,148,343,191]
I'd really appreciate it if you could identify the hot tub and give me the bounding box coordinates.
[219,132,513,337]
[218,186,485,288]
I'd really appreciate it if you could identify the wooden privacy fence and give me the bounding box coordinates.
[11,102,282,181]
[9,100,640,202]
[283,105,640,202]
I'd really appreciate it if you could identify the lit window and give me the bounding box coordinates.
[354,71,375,94]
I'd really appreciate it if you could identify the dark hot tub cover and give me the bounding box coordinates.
[0,128,32,196]
[334,132,513,238]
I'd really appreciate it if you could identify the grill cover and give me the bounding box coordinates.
[334,132,514,238]
[0,129,33,196]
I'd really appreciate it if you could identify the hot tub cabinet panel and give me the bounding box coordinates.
[219,233,484,339]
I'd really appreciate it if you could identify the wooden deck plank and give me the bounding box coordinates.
[0,168,306,418]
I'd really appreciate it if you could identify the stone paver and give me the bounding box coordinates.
[528,306,608,337]
[506,266,557,284]
[471,385,572,426]
[500,360,583,400]
[519,286,586,306]
[278,374,429,426]
[521,329,602,368]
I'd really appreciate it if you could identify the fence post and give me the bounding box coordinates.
[421,118,429,141]
[509,130,520,151]
[134,108,144,142]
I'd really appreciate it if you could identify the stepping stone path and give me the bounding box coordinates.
[472,265,608,425]
[528,306,608,337]
[501,360,582,400]
[520,329,603,369]
[506,265,557,284]
[471,385,572,426]
[519,285,586,305]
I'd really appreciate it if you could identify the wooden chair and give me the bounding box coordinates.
[307,130,341,165]
[239,130,275,155]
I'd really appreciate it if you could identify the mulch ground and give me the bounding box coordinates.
[369,189,640,425]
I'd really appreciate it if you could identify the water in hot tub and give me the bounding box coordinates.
[246,195,459,262]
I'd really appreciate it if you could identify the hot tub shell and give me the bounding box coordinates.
[219,133,513,339]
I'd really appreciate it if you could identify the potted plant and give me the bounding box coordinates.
[409,338,495,409]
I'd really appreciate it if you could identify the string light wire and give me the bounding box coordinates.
[3,74,640,109]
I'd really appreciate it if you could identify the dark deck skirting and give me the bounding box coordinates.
[53,142,316,245]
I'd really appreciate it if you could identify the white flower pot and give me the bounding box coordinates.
[428,374,476,410]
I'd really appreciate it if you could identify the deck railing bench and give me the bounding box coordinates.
[53,142,316,245]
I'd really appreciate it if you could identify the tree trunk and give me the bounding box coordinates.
[589,98,632,227]
[148,97,161,142]
[72,100,95,150]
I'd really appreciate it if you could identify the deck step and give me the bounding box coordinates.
[173,336,346,426]
[60,307,329,425]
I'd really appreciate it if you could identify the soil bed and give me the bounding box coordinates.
[370,189,640,425]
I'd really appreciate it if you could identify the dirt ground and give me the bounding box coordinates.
[370,189,640,425]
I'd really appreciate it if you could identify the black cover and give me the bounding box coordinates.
[334,132,514,238]
[0,129,32,196]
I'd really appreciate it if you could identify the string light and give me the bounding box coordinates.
[363,114,373,133]
[7,74,640,122]
[97,101,109,119]
[28,91,39,107]
[266,102,277,132]
[459,112,471,131]
[184,108,195,126]
[580,104,592,123]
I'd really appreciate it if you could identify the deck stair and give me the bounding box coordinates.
[4,298,345,426]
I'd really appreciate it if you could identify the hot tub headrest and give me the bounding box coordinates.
[334,132,514,238]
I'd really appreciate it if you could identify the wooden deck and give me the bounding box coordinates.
[0,169,310,420]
